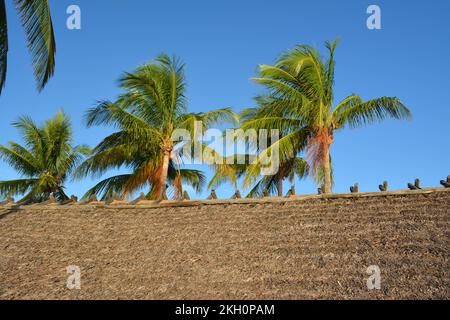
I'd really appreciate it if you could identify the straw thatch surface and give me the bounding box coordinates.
[0,189,449,300]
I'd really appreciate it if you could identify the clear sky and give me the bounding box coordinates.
[0,0,449,199]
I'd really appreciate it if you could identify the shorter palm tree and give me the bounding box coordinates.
[209,152,309,198]
[247,157,309,197]
[0,112,89,203]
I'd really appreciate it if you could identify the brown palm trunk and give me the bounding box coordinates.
[158,149,171,201]
[277,179,283,197]
[323,143,332,194]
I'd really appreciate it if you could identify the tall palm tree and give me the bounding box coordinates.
[0,0,56,93]
[78,54,238,201]
[0,112,89,203]
[242,39,411,193]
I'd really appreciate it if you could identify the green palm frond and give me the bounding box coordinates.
[12,115,45,159]
[246,175,279,198]
[0,144,38,176]
[334,97,411,128]
[177,107,239,131]
[293,157,309,180]
[323,38,339,106]
[57,145,90,179]
[171,169,206,193]
[0,178,37,197]
[207,154,250,190]
[15,0,56,91]
[81,174,132,201]
[0,0,8,93]
[240,116,301,135]
[85,101,161,138]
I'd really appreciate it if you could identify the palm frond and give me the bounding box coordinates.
[171,168,206,193]
[0,178,37,198]
[81,174,132,201]
[334,97,411,128]
[15,0,56,91]
[0,144,38,176]
[207,155,249,190]
[0,0,8,93]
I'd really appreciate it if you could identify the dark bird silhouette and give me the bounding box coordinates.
[207,189,218,200]
[231,190,242,199]
[182,191,190,200]
[350,183,359,193]
[440,180,450,188]
[318,185,325,195]
[408,179,421,190]
[407,183,418,190]
[285,186,295,197]
[379,181,388,192]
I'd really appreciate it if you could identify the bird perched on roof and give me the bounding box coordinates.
[182,191,190,200]
[379,181,388,192]
[440,176,450,188]
[285,186,295,197]
[350,183,359,193]
[207,189,218,200]
[318,186,325,195]
[440,180,450,188]
[231,190,242,199]
[408,179,421,190]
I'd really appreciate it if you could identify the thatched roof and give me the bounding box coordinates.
[0,188,449,299]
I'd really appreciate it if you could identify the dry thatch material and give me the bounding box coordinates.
[0,189,449,299]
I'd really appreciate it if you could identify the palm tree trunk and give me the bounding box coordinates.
[323,143,332,194]
[158,150,171,200]
[277,179,283,197]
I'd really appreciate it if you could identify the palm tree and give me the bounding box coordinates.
[78,54,238,201]
[207,154,249,195]
[208,151,309,198]
[248,157,309,197]
[242,39,411,193]
[0,0,56,93]
[0,112,89,203]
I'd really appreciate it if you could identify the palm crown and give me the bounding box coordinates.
[0,112,89,203]
[78,54,238,200]
[241,39,411,193]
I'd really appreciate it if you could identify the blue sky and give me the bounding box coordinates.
[0,0,449,199]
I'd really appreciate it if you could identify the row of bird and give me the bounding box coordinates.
[344,176,450,194]
[1,176,449,206]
